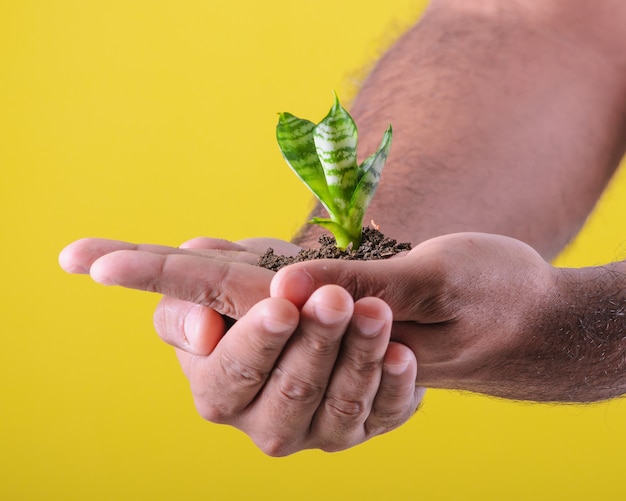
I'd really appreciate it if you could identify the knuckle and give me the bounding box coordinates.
[275,367,323,405]
[187,264,238,319]
[304,336,340,359]
[344,349,381,375]
[324,393,367,421]
[220,353,268,388]
[194,290,235,319]
[256,436,294,458]
[189,353,270,424]
[194,399,229,424]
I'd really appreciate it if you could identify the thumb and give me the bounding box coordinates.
[270,257,427,321]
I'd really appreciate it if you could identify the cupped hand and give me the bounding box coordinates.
[59,236,422,454]
[271,232,561,401]
[175,284,420,455]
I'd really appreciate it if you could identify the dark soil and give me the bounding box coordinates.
[258,227,412,272]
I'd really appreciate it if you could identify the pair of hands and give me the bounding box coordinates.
[59,232,557,455]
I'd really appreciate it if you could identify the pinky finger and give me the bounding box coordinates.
[365,342,423,437]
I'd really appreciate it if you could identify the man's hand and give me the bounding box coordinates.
[59,237,422,455]
[175,285,420,456]
[59,237,277,354]
[272,232,593,402]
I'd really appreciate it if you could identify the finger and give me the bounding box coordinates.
[365,342,422,437]
[59,238,184,274]
[269,267,316,309]
[311,297,393,452]
[90,250,274,318]
[271,255,447,323]
[179,237,247,251]
[59,238,259,274]
[179,238,260,265]
[270,258,409,313]
[250,285,354,456]
[176,246,261,265]
[180,297,300,422]
[154,296,226,355]
[181,237,302,261]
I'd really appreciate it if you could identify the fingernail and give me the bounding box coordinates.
[183,305,203,347]
[313,301,347,325]
[259,303,295,334]
[353,314,386,337]
[58,248,86,274]
[89,260,117,285]
[59,258,88,274]
[261,314,294,334]
[272,268,315,308]
[69,264,88,274]
[384,356,411,376]
[90,271,117,286]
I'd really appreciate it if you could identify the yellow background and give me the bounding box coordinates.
[2,1,626,499]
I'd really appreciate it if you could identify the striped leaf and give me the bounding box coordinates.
[276,95,392,250]
[276,112,335,216]
[313,94,358,213]
[349,125,393,229]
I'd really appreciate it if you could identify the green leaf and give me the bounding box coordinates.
[276,94,393,251]
[276,112,335,216]
[313,94,358,213]
[349,124,392,228]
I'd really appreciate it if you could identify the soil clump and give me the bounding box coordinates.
[258,227,412,272]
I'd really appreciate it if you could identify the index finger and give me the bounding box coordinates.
[58,238,257,274]
[90,249,274,319]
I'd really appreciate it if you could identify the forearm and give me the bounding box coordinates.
[294,0,626,260]
[532,261,626,402]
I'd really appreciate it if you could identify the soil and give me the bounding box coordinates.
[258,227,412,272]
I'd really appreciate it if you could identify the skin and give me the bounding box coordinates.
[276,234,626,402]
[295,0,626,257]
[60,0,626,455]
[59,237,421,455]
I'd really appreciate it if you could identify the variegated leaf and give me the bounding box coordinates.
[276,112,335,215]
[349,125,392,227]
[313,95,358,212]
[276,95,392,250]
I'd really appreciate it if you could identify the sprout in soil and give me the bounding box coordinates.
[276,94,392,250]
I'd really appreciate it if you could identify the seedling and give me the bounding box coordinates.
[276,94,392,250]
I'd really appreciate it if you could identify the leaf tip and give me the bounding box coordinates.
[331,90,342,112]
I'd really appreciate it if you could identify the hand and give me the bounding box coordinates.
[177,284,420,455]
[59,236,422,454]
[59,237,279,353]
[271,232,563,401]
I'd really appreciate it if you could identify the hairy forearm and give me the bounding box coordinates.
[508,261,626,402]
[453,259,626,403]
[294,0,626,259]
[446,272,626,403]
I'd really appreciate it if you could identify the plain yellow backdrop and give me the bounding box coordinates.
[2,1,626,500]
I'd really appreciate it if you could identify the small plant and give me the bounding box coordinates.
[276,94,392,250]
